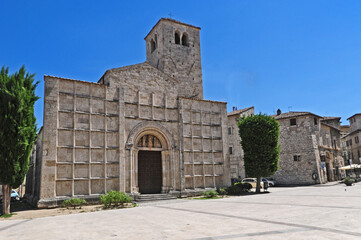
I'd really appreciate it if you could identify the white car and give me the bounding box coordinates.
[262,178,275,187]
[241,178,264,189]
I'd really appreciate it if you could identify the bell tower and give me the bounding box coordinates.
[145,18,203,99]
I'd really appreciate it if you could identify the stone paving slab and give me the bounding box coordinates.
[1,183,361,239]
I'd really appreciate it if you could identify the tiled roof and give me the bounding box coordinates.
[322,116,341,121]
[321,122,340,131]
[272,111,321,120]
[342,128,361,138]
[227,106,254,116]
[347,113,361,120]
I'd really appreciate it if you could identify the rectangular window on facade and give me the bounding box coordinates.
[350,139,353,146]
[293,155,301,161]
[355,136,359,144]
[314,118,318,125]
[228,127,232,135]
[290,118,296,126]
[333,140,337,149]
[229,147,233,155]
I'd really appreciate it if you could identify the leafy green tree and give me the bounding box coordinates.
[0,66,39,215]
[238,114,280,193]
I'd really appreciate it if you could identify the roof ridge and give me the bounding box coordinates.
[44,75,103,85]
[145,18,201,40]
[227,106,254,116]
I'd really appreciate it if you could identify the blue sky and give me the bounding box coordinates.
[1,0,360,126]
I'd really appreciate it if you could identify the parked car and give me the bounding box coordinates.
[11,190,19,201]
[0,189,20,202]
[241,178,264,189]
[262,177,275,187]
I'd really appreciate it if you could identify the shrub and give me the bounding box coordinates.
[236,182,253,191]
[100,191,132,208]
[226,182,252,195]
[62,198,87,209]
[343,177,355,186]
[218,188,228,196]
[201,190,218,198]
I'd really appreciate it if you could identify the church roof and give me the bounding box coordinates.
[100,61,179,84]
[227,106,254,117]
[179,96,226,105]
[145,18,201,40]
[45,75,103,85]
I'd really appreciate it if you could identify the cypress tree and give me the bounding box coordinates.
[0,66,39,215]
[238,114,280,193]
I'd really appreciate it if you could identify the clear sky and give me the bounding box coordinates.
[1,0,360,127]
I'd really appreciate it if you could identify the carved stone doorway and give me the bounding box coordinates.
[138,151,162,194]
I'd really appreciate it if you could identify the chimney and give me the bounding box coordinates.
[277,109,282,115]
[233,106,236,111]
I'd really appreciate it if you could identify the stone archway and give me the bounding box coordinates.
[138,150,162,194]
[126,122,176,194]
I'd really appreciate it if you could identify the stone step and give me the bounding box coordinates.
[135,194,176,202]
[137,196,175,200]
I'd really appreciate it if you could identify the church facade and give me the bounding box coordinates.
[26,18,232,207]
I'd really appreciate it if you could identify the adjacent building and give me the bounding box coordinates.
[271,111,344,185]
[227,106,254,180]
[342,114,361,165]
[25,18,232,207]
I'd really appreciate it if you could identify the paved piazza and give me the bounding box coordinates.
[1,183,361,240]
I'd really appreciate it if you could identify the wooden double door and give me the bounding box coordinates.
[138,151,162,194]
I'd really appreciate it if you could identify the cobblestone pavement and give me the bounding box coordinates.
[1,182,361,240]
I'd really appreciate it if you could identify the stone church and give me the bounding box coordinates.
[25,18,232,207]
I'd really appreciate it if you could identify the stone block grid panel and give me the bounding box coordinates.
[56,79,120,197]
[181,98,225,190]
[124,91,179,122]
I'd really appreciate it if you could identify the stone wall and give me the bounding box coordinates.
[349,114,361,132]
[179,97,230,190]
[57,77,120,197]
[344,131,361,164]
[145,19,203,100]
[318,123,344,181]
[344,115,361,164]
[273,116,321,185]
[28,18,232,207]
[25,128,43,204]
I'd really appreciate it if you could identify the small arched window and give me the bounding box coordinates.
[182,33,189,46]
[175,31,180,44]
[151,39,156,53]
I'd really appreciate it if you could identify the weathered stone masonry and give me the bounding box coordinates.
[25,18,231,207]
